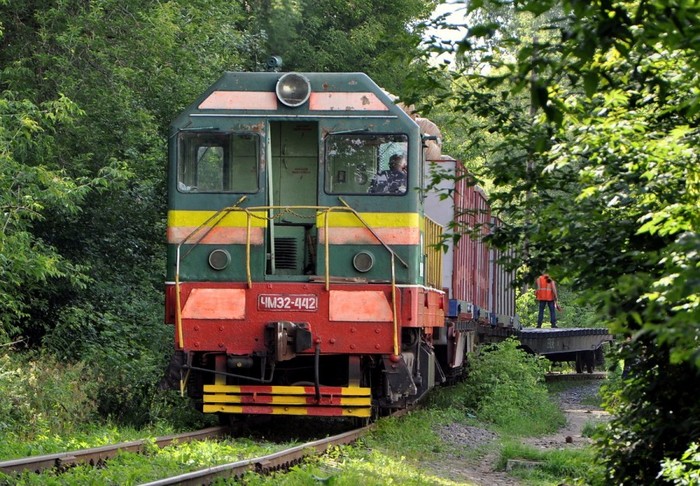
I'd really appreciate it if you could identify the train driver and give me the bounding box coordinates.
[368,153,407,194]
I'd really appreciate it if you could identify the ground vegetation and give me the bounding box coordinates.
[1,339,602,485]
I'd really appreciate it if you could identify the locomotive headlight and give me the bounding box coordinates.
[208,249,231,271]
[275,73,311,107]
[353,251,374,273]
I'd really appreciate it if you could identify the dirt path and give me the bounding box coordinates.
[428,380,609,485]
[522,380,609,452]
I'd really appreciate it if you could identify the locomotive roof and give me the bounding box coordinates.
[171,71,418,131]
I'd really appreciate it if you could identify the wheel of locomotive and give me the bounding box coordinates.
[352,415,372,428]
[218,412,233,427]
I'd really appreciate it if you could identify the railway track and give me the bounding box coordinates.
[0,426,228,475]
[141,424,371,485]
[0,420,374,485]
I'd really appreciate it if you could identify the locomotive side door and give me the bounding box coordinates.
[267,121,319,276]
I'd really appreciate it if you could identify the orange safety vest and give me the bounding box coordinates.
[536,275,556,301]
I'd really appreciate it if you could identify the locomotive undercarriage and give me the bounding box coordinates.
[173,325,462,418]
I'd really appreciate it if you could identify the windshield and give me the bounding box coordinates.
[177,132,259,193]
[325,134,408,195]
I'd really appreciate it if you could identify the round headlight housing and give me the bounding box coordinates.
[353,251,374,273]
[208,249,231,271]
[275,73,311,107]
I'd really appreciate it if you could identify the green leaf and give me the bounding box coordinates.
[583,71,599,97]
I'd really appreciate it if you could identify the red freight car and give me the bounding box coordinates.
[423,151,517,328]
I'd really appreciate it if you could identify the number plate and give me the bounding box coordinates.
[258,294,319,311]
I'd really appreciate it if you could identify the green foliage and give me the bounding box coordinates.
[0,94,90,339]
[0,351,98,442]
[253,0,436,94]
[660,443,700,486]
[444,338,565,435]
[597,339,700,484]
[416,1,700,482]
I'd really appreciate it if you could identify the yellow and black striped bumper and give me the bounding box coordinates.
[202,384,372,417]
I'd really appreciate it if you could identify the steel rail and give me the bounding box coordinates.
[0,426,228,475]
[139,424,371,486]
[544,371,607,382]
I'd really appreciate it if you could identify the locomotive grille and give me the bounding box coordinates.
[275,237,298,270]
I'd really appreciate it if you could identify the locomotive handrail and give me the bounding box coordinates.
[235,204,342,290]
[176,203,408,290]
[178,195,249,261]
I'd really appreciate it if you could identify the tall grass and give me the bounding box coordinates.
[0,351,98,443]
[0,349,208,460]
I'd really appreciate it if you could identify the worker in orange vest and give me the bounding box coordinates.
[536,273,559,328]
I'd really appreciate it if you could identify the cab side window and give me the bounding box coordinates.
[178,132,259,193]
[325,133,408,195]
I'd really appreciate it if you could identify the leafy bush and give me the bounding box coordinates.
[597,338,700,484]
[456,338,565,435]
[81,314,172,426]
[0,350,98,443]
[660,443,700,485]
[42,279,175,427]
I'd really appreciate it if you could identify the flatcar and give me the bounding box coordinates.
[164,71,516,420]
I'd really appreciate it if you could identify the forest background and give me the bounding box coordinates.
[0,1,698,484]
